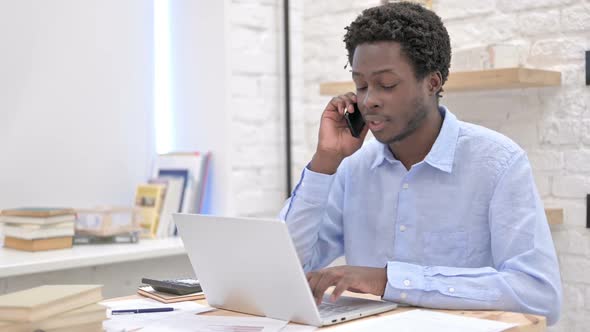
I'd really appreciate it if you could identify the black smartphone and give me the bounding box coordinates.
[344,103,365,138]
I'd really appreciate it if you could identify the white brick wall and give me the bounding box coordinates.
[229,0,282,217]
[228,0,305,217]
[300,0,590,330]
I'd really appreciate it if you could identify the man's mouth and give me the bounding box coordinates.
[367,120,386,131]
[363,114,388,132]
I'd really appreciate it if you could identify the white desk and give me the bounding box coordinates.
[0,238,194,298]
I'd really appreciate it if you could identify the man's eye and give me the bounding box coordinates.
[382,84,397,90]
[356,86,367,91]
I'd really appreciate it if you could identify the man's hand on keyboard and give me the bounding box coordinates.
[306,265,387,305]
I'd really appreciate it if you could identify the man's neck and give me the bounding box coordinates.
[389,107,443,170]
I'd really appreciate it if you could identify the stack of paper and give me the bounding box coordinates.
[101,298,214,331]
[331,309,516,332]
[141,315,289,332]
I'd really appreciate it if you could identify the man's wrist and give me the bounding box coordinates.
[310,151,342,175]
[379,266,387,297]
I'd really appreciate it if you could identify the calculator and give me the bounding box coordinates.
[141,277,203,295]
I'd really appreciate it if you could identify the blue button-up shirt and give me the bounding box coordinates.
[279,106,562,325]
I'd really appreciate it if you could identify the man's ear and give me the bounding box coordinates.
[427,71,443,96]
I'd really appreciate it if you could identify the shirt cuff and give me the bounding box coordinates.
[382,261,501,303]
[293,167,335,204]
[383,261,426,305]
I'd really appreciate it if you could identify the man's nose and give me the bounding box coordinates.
[361,89,380,112]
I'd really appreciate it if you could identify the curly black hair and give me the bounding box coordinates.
[344,2,451,96]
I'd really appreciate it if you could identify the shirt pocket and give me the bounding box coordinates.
[422,231,468,266]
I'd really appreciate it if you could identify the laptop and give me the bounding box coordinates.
[174,214,398,326]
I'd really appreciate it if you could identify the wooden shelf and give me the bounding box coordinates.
[319,68,561,95]
[545,208,564,226]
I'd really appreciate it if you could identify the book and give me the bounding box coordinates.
[136,209,159,239]
[134,184,166,238]
[4,236,73,251]
[0,303,106,332]
[0,207,76,218]
[137,285,205,303]
[0,214,76,225]
[153,152,211,214]
[157,169,189,211]
[149,174,186,237]
[0,285,103,322]
[73,232,139,245]
[3,222,75,240]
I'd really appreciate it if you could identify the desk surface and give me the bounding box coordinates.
[0,237,185,278]
[113,294,546,331]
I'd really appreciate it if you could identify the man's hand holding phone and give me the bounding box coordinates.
[310,92,369,175]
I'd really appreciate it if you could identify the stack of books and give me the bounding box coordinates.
[0,285,105,332]
[0,208,76,251]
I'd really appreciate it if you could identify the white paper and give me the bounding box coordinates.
[101,298,212,313]
[279,324,318,332]
[100,298,214,332]
[331,309,517,332]
[140,314,288,332]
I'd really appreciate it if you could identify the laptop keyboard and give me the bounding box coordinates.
[318,301,359,317]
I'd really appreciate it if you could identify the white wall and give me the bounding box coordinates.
[0,0,155,209]
[166,0,233,215]
[164,0,303,217]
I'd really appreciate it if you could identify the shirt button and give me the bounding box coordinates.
[400,292,407,299]
[399,225,407,232]
[448,287,455,293]
[402,183,409,189]
[403,279,411,287]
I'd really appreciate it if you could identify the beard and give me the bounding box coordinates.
[382,97,429,144]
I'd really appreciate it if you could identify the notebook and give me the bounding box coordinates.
[137,285,205,303]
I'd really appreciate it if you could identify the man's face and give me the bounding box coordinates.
[351,41,430,145]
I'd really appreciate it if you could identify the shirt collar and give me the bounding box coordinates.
[370,105,459,173]
[370,142,396,170]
